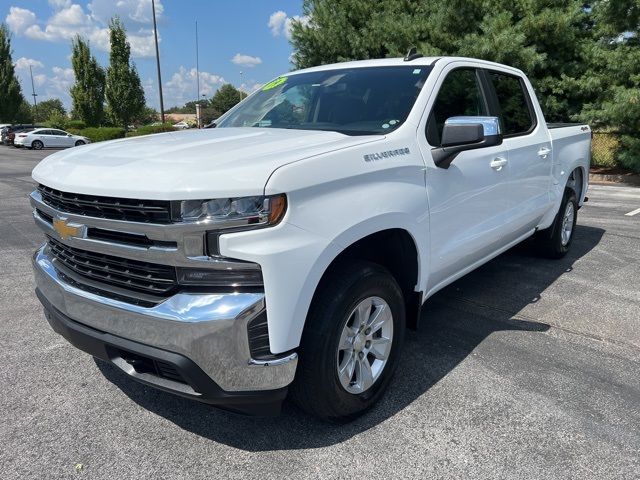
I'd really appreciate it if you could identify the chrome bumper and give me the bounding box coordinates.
[33,245,297,392]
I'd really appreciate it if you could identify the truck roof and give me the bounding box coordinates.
[290,56,524,76]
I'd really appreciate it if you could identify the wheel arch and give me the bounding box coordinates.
[567,165,585,204]
[308,227,423,333]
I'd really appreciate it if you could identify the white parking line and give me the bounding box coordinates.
[624,207,640,217]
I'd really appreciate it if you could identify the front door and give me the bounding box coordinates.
[51,129,71,147]
[417,66,511,292]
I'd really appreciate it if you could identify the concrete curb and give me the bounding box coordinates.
[589,173,640,187]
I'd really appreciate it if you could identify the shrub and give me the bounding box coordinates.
[76,127,126,142]
[65,119,86,130]
[125,123,175,137]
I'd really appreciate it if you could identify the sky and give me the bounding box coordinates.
[2,0,305,110]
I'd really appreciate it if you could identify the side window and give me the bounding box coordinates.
[489,72,535,136]
[426,68,488,146]
[52,130,66,136]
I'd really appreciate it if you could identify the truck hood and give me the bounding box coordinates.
[32,128,383,199]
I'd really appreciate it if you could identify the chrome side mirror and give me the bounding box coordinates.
[432,116,502,168]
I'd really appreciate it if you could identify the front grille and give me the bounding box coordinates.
[86,227,176,249]
[55,268,158,307]
[47,237,177,297]
[38,184,172,224]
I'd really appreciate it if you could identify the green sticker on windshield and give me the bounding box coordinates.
[262,76,287,91]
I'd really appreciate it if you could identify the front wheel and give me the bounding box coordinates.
[31,140,44,150]
[74,140,85,147]
[535,189,578,258]
[291,260,405,422]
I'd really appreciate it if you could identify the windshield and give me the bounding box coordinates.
[217,66,432,135]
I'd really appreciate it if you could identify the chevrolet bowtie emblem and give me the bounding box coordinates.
[52,217,85,240]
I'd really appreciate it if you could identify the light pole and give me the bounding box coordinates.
[195,21,200,102]
[197,94,206,128]
[239,71,244,102]
[29,65,38,119]
[152,0,165,123]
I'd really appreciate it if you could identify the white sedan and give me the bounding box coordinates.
[173,121,190,130]
[14,128,91,150]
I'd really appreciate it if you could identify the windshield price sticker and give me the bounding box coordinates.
[262,77,288,91]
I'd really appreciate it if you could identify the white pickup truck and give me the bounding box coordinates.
[31,56,590,421]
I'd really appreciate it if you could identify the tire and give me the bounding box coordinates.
[75,140,85,147]
[534,189,578,259]
[291,260,406,422]
[32,140,44,150]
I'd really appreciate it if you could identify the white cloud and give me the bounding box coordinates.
[231,53,262,68]
[15,64,75,109]
[5,7,37,34]
[48,0,72,9]
[164,66,226,107]
[88,0,163,26]
[7,1,162,58]
[268,10,309,40]
[14,57,45,71]
[268,11,288,36]
[240,81,263,95]
[33,74,47,87]
[127,32,157,57]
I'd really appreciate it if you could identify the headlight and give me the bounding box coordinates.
[175,194,287,227]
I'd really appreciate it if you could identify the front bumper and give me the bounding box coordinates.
[33,245,298,410]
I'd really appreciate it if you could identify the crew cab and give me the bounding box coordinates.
[30,56,590,421]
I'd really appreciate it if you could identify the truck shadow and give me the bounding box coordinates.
[96,224,605,451]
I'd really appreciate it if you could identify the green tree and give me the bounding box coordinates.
[0,23,26,122]
[290,0,592,123]
[200,106,222,124]
[32,98,66,123]
[578,1,640,171]
[14,99,33,123]
[290,0,640,171]
[105,17,145,129]
[210,84,241,114]
[45,109,68,129]
[133,106,159,125]
[70,36,105,126]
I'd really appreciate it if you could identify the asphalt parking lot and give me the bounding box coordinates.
[1,146,638,479]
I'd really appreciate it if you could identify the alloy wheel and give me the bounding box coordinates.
[336,296,393,394]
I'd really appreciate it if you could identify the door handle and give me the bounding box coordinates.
[490,157,508,171]
[538,147,551,159]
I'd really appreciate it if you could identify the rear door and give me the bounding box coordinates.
[35,130,53,147]
[484,70,552,234]
[417,65,511,291]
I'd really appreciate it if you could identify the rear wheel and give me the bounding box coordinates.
[535,189,577,258]
[74,140,85,147]
[32,140,44,150]
[291,260,405,422]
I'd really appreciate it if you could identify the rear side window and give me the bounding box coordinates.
[489,72,535,136]
[426,68,488,146]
